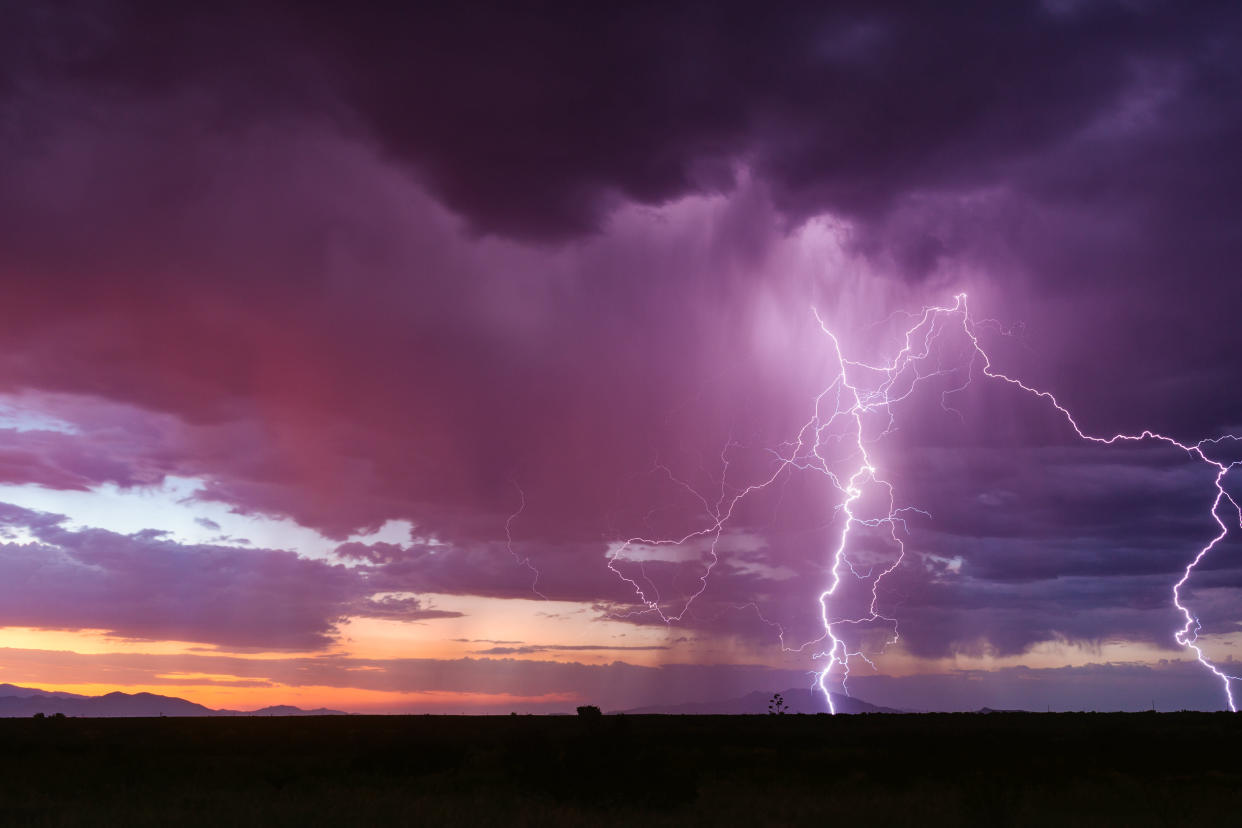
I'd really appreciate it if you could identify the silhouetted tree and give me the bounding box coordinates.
[768,693,787,715]
[576,705,602,718]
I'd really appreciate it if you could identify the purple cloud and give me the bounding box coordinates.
[0,502,458,649]
[0,1,1240,709]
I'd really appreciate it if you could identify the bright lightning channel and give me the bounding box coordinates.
[607,294,1242,713]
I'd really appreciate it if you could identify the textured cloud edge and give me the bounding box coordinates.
[2,1,1241,710]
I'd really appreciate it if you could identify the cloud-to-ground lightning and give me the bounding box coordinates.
[608,294,1241,712]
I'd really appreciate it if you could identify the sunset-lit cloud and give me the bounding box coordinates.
[1,1,1240,712]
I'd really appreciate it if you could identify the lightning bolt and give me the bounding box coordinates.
[955,296,1242,711]
[608,293,1241,713]
[505,480,547,600]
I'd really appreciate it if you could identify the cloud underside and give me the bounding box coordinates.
[0,2,1239,668]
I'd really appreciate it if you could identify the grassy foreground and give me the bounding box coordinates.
[1,711,1239,826]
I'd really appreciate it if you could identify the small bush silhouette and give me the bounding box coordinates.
[576,705,602,718]
[768,693,787,715]
[32,712,44,719]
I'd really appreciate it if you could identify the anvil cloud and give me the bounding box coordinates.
[0,0,1239,711]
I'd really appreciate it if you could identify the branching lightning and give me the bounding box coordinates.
[608,294,1242,712]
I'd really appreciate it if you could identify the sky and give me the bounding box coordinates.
[0,0,1240,713]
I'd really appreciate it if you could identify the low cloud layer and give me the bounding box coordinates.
[0,501,458,649]
[1,2,1240,707]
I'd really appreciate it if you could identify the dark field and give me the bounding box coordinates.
[2,712,1239,826]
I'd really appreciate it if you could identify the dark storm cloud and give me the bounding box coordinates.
[864,433,1242,658]
[337,431,1242,661]
[12,1,1241,241]
[1,0,1240,674]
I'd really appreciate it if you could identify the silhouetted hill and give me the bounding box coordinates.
[0,685,347,717]
[0,690,211,717]
[0,684,89,700]
[246,705,349,716]
[618,687,905,714]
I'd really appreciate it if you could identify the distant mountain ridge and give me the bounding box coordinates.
[0,684,348,717]
[0,683,90,701]
[2,683,902,717]
[618,687,905,715]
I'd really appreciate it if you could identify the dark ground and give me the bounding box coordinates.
[1,712,1239,826]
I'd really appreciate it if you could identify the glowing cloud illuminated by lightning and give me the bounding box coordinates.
[608,294,1241,713]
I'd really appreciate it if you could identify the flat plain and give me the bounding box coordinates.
[1,711,1239,826]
